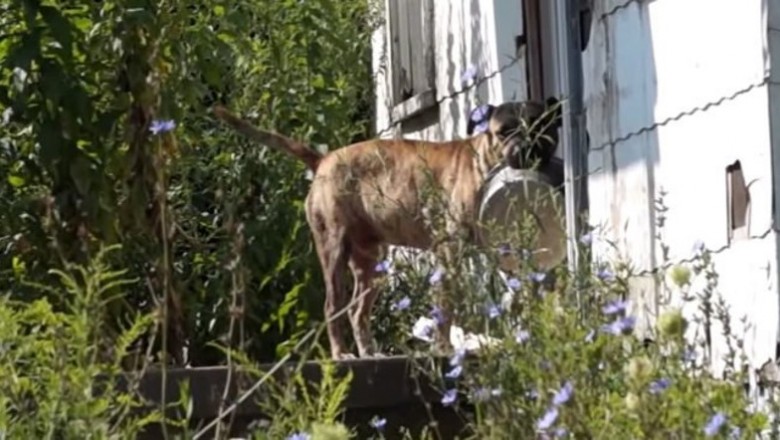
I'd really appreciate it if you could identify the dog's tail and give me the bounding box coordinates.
[212,105,322,171]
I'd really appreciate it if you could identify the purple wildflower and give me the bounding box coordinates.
[390,296,411,311]
[470,104,491,122]
[601,316,636,335]
[529,272,547,283]
[729,427,742,439]
[552,381,574,406]
[430,305,446,325]
[374,260,391,273]
[449,348,466,366]
[596,268,615,282]
[286,433,310,440]
[602,299,629,315]
[486,303,502,319]
[149,119,176,135]
[515,328,531,344]
[704,412,727,437]
[537,407,559,430]
[429,267,445,285]
[445,365,463,379]
[649,378,671,395]
[648,378,672,394]
[370,417,387,430]
[412,318,435,341]
[507,277,522,290]
[579,231,593,246]
[461,65,478,84]
[526,389,539,400]
[554,427,568,438]
[441,388,458,406]
[692,240,706,255]
[497,243,512,255]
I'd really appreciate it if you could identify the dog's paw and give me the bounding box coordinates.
[337,353,357,361]
[364,351,387,359]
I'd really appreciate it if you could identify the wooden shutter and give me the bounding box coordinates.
[389,0,434,105]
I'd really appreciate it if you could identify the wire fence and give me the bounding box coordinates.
[373,55,522,139]
[592,76,770,152]
[192,2,779,435]
[599,0,646,21]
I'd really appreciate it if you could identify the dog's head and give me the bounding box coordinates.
[467,97,562,170]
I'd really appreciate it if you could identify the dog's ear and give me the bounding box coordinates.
[467,104,496,136]
[544,97,563,130]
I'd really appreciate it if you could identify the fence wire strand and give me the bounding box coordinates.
[599,0,646,21]
[374,55,522,139]
[592,76,770,152]
[635,226,778,278]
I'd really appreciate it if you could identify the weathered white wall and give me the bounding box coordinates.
[372,0,528,142]
[371,0,780,374]
[583,0,778,372]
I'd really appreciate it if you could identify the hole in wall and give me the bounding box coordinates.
[725,160,751,242]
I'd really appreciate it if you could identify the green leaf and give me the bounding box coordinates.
[11,256,25,277]
[7,175,25,187]
[69,155,93,196]
[5,31,40,72]
[39,5,74,53]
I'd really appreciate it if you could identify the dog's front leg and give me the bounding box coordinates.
[432,251,455,354]
[431,220,465,355]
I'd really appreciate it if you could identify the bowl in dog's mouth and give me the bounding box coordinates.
[476,160,567,271]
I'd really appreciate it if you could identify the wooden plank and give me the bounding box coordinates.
[397,0,413,101]
[389,0,403,103]
[421,0,435,90]
[123,356,471,440]
[408,0,426,96]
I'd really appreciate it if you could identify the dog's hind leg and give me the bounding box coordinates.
[348,242,383,358]
[311,224,353,360]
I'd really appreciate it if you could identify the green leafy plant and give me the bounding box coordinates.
[0,0,380,365]
[0,245,158,438]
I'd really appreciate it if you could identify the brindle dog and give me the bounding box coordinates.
[213,99,561,359]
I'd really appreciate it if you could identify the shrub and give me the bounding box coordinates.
[0,246,157,438]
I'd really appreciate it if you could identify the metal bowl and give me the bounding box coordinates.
[476,159,567,271]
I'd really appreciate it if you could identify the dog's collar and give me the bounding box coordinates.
[477,161,507,207]
[485,161,506,182]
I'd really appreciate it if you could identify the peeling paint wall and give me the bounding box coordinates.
[583,0,778,373]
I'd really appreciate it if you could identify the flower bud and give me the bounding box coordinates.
[668,265,692,287]
[311,422,351,440]
[657,308,687,338]
[625,355,654,384]
[624,392,641,411]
